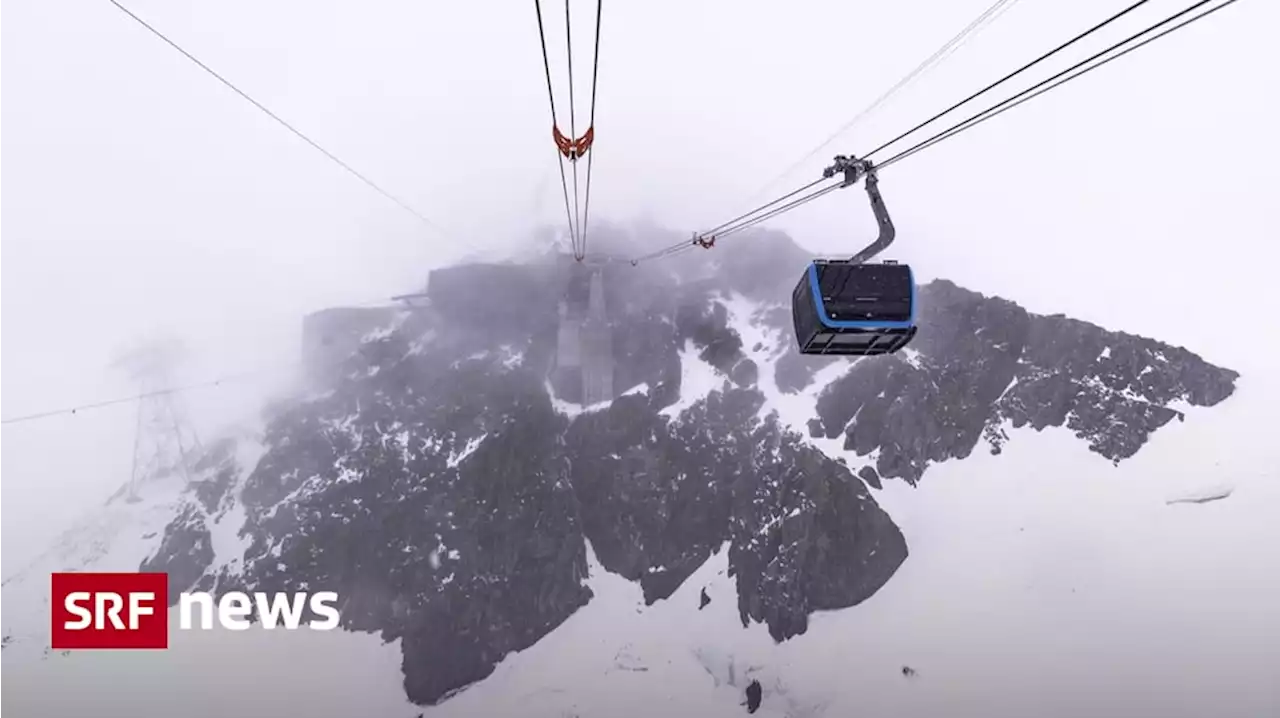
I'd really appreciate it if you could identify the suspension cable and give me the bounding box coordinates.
[864,0,1153,160]
[565,0,584,258]
[1,367,293,426]
[701,177,831,239]
[627,0,1242,268]
[1,283,428,425]
[876,0,1239,171]
[533,0,582,259]
[622,176,831,265]
[710,183,845,241]
[627,0,1028,267]
[106,0,451,237]
[749,0,1022,202]
[579,0,604,259]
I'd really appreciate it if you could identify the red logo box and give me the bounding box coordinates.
[50,572,169,649]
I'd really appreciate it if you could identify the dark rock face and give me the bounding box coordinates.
[236,338,593,705]
[140,437,242,602]
[729,416,906,641]
[140,503,215,603]
[138,231,1238,706]
[746,679,763,713]
[188,437,243,515]
[858,466,883,490]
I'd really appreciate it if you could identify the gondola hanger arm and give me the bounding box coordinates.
[822,155,895,264]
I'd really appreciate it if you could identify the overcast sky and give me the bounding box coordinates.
[3,0,1278,563]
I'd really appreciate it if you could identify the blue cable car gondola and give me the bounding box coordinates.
[792,157,918,356]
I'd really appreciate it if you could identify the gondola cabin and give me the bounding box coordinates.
[791,259,917,356]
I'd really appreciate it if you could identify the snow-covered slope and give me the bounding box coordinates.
[4,232,1271,718]
[5,374,1274,718]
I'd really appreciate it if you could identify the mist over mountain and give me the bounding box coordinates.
[1,225,1238,709]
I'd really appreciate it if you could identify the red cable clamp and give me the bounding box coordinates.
[553,125,595,161]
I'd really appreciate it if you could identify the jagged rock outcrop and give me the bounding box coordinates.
[812,279,1238,485]
[746,678,763,713]
[140,437,246,599]
[119,227,1236,706]
[730,414,907,641]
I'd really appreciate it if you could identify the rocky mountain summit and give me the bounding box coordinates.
[3,225,1238,706]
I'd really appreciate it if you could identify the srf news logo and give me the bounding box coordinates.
[51,572,340,650]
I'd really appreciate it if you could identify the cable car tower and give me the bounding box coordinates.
[111,336,204,502]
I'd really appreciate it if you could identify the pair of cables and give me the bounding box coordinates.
[631,0,1244,266]
[533,0,605,261]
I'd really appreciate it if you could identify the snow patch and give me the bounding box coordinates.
[498,344,524,368]
[719,293,849,436]
[448,434,486,469]
[403,331,435,359]
[545,381,612,418]
[660,340,727,421]
[620,382,651,398]
[995,372,1022,403]
[408,539,809,717]
[360,313,408,344]
[207,501,251,569]
[428,534,462,571]
[1166,482,1236,505]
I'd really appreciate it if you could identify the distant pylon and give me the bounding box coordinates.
[111,336,204,501]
